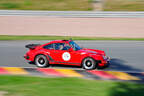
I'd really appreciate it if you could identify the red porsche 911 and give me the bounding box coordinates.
[24,40,110,70]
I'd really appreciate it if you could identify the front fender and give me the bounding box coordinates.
[88,54,103,61]
[81,54,103,63]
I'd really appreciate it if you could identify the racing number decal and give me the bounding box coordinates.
[62,52,71,61]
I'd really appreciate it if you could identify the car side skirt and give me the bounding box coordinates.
[49,61,81,66]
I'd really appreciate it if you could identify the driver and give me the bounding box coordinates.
[59,44,64,50]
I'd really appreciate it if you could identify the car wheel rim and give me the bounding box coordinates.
[36,57,46,67]
[85,60,92,67]
[83,58,94,69]
[38,58,45,65]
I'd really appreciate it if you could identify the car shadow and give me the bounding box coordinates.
[50,64,82,69]
[28,61,82,69]
[29,58,143,72]
[102,58,143,72]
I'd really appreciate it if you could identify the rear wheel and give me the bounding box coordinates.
[34,55,49,68]
[82,57,97,70]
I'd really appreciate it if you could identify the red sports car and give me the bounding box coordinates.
[24,40,110,70]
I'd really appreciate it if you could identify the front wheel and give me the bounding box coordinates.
[34,55,49,68]
[82,57,97,70]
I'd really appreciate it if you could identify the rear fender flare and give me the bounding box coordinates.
[34,53,52,62]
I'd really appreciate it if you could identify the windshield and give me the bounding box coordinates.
[69,41,82,51]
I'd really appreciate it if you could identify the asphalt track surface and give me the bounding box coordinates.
[0,40,144,72]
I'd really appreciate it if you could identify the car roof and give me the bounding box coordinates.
[49,40,72,44]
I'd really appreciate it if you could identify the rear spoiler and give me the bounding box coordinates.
[25,44,40,49]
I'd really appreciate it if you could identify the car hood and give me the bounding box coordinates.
[78,48,105,55]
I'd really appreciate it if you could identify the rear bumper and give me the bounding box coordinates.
[24,55,29,60]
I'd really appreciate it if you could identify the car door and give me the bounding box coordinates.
[50,43,81,64]
[50,43,69,63]
[42,43,66,62]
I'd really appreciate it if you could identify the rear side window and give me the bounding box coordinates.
[43,44,54,49]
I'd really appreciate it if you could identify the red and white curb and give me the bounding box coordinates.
[0,67,144,82]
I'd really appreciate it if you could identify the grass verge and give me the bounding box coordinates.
[0,35,144,41]
[0,0,92,11]
[104,0,144,11]
[0,75,144,96]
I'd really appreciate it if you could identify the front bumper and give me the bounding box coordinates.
[98,56,110,67]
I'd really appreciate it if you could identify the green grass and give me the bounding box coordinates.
[0,3,19,9]
[0,75,144,96]
[0,35,144,41]
[104,0,144,11]
[0,0,93,11]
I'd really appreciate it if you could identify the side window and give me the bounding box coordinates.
[54,43,71,50]
[43,44,54,49]
[54,43,64,50]
[63,44,71,50]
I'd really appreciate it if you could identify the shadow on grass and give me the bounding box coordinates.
[110,82,144,96]
[108,58,144,96]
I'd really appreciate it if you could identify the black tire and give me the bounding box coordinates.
[34,54,49,68]
[82,57,97,70]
